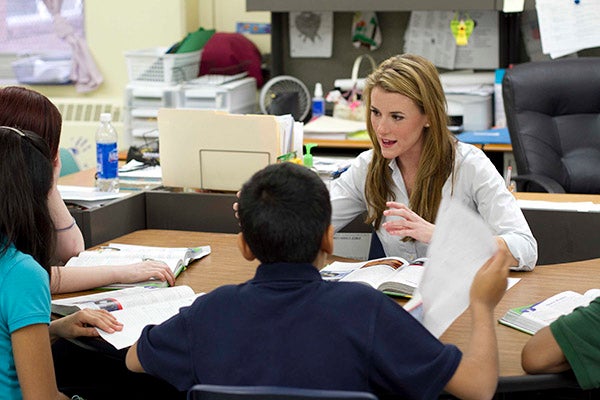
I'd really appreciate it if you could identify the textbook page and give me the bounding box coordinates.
[64,243,211,289]
[499,288,600,335]
[334,257,409,288]
[51,285,195,316]
[417,199,497,338]
[97,292,204,349]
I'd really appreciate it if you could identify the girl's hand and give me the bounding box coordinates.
[50,309,123,340]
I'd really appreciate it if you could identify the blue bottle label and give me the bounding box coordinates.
[96,142,118,179]
[312,99,325,117]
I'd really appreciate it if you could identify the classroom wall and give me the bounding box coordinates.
[28,0,270,103]
[199,0,271,54]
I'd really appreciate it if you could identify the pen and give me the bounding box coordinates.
[505,165,516,192]
[331,165,350,179]
[99,246,121,251]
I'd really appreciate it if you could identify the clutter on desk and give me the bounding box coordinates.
[303,115,367,140]
[58,185,129,209]
[118,160,162,191]
[331,54,377,122]
[11,52,72,84]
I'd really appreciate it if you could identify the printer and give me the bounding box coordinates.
[181,76,257,114]
[124,75,258,147]
[446,93,493,132]
[440,71,495,132]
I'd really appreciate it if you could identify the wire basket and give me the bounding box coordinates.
[124,47,202,85]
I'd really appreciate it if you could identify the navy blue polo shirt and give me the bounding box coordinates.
[136,262,461,399]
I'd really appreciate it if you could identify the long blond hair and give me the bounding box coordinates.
[363,54,456,231]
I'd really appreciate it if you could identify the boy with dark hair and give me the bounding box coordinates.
[126,162,508,400]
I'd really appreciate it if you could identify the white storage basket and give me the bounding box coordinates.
[124,47,202,85]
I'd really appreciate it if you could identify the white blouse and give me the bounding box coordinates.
[329,142,538,271]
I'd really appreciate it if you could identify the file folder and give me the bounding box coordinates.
[158,108,281,191]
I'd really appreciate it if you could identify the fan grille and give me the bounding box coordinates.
[260,75,311,122]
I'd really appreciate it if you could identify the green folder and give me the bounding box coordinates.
[169,27,215,54]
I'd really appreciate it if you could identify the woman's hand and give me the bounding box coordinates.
[116,260,176,286]
[382,201,435,243]
[50,309,123,340]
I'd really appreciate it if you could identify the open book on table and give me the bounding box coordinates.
[499,288,600,335]
[64,243,211,289]
[52,285,203,349]
[320,256,427,298]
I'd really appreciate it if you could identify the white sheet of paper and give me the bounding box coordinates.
[289,11,333,58]
[416,199,497,338]
[536,0,600,58]
[97,293,203,349]
[404,10,499,70]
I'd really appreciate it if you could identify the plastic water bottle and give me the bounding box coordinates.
[95,112,119,192]
[312,82,325,119]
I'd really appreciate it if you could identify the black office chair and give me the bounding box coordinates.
[187,385,379,400]
[502,57,600,193]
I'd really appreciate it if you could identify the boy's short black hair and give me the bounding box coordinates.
[238,162,331,264]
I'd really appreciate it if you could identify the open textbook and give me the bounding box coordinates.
[499,289,600,335]
[52,285,203,349]
[64,243,211,289]
[320,257,427,298]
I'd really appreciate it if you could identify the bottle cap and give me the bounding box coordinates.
[304,143,317,168]
[100,113,112,122]
[314,83,323,99]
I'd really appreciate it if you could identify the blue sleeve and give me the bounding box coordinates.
[2,253,51,334]
[369,296,462,399]
[136,301,196,391]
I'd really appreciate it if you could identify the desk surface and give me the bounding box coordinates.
[59,168,600,205]
[303,138,513,153]
[76,229,599,389]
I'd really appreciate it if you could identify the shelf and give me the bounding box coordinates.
[303,138,372,149]
[247,0,519,12]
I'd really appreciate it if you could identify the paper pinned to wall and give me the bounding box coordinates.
[536,0,600,58]
[404,10,499,70]
[289,11,333,58]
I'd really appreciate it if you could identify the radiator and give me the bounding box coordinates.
[51,98,127,170]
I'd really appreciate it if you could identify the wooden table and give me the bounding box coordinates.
[441,257,600,391]
[68,229,599,393]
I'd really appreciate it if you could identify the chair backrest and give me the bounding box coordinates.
[59,147,81,177]
[502,57,600,193]
[187,385,378,400]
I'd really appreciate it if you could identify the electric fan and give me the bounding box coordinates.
[259,75,311,122]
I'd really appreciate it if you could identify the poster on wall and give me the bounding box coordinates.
[404,10,499,70]
[289,11,333,58]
